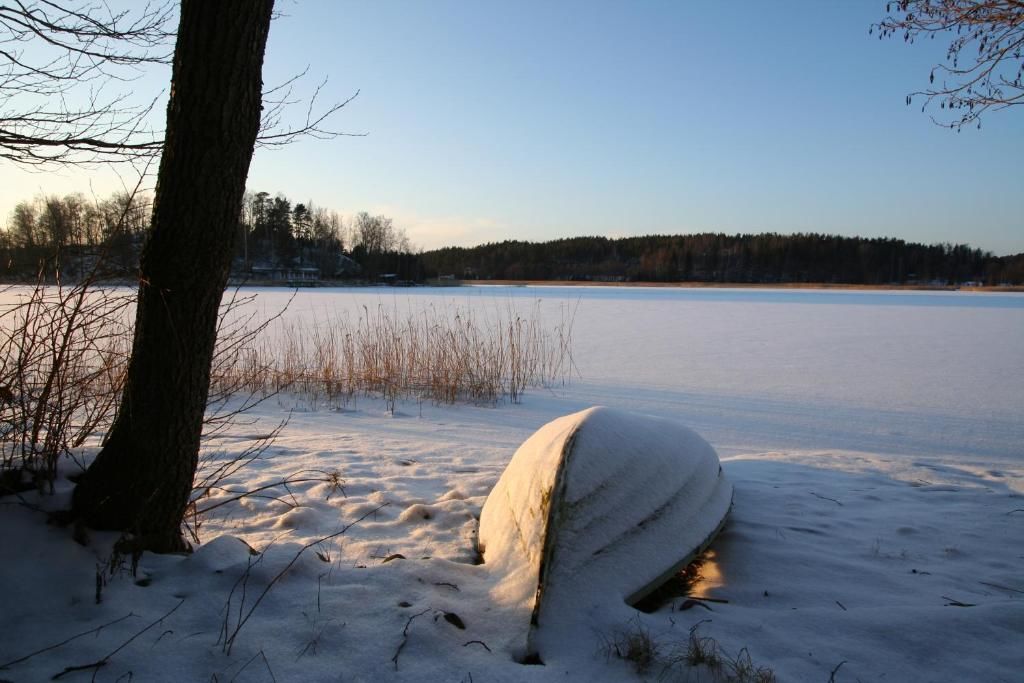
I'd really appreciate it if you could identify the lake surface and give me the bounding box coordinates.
[242,285,1024,464]
[4,284,1020,463]
[248,286,1023,406]
[465,284,1024,309]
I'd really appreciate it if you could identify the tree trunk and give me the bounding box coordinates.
[71,0,275,553]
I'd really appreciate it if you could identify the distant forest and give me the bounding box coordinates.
[0,190,422,282]
[420,234,1024,286]
[1,190,1021,285]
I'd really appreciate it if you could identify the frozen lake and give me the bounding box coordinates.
[4,283,1019,463]
[245,285,1024,465]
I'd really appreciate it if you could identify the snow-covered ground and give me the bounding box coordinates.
[2,286,1022,682]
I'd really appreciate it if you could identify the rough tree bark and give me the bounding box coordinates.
[71,0,275,552]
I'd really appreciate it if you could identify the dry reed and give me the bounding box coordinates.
[212,299,576,410]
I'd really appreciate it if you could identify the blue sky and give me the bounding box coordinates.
[2,1,1022,254]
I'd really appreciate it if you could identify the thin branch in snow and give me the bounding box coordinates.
[228,649,276,683]
[219,504,387,655]
[50,599,185,680]
[942,595,976,607]
[391,608,431,671]
[809,491,843,506]
[0,613,134,670]
[978,580,1024,594]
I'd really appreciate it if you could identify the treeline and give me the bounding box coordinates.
[4,194,1021,285]
[421,234,1024,285]
[236,191,420,280]
[0,192,151,276]
[0,190,421,281]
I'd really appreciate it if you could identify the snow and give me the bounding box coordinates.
[2,286,1022,682]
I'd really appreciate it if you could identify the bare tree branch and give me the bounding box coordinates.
[1,2,359,166]
[256,71,366,147]
[874,0,1024,129]
[0,1,174,164]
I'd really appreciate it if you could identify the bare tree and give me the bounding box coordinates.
[3,2,356,553]
[874,0,1024,129]
[70,0,275,552]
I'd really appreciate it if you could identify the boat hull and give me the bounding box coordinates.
[478,406,733,658]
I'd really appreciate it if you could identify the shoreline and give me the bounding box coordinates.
[4,278,1022,293]
[454,279,1024,293]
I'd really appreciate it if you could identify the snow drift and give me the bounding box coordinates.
[478,406,733,659]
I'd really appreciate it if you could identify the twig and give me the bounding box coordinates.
[434,581,460,591]
[978,581,1024,595]
[51,599,184,680]
[462,640,491,653]
[0,614,134,669]
[942,595,976,607]
[809,492,842,506]
[195,472,329,515]
[391,609,431,671]
[828,660,847,682]
[835,600,847,611]
[229,650,275,683]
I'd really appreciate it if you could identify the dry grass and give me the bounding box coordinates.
[602,617,660,675]
[603,618,776,683]
[666,622,776,683]
[211,300,576,410]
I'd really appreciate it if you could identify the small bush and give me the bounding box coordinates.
[0,273,132,492]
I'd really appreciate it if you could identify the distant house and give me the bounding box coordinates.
[239,253,361,284]
[250,263,320,284]
[334,254,361,278]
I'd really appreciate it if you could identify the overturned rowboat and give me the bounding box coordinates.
[478,406,732,659]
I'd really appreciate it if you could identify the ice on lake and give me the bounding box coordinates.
[246,284,1024,464]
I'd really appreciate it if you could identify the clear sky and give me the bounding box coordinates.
[2,0,1022,255]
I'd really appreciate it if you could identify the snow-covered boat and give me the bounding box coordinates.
[478,406,733,659]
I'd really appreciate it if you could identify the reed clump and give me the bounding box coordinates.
[213,300,576,410]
